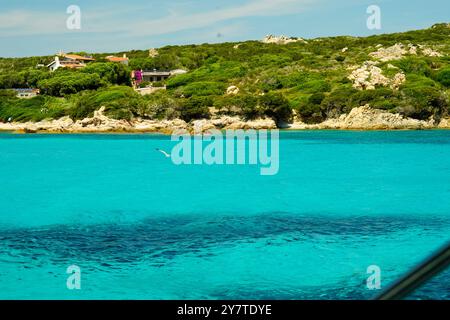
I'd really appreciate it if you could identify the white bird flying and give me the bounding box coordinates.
[156,148,171,158]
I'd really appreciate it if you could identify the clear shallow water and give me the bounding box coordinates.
[0,130,449,299]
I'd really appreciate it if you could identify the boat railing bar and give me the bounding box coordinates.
[374,241,450,300]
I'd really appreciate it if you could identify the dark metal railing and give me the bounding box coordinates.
[374,241,450,300]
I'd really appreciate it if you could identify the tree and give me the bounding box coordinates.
[320,86,358,117]
[82,62,130,85]
[38,73,103,96]
[179,97,211,122]
[259,92,292,123]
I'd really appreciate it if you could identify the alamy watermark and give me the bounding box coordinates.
[162,128,280,176]
[366,265,382,290]
[66,5,81,30]
[367,5,381,30]
[66,265,81,290]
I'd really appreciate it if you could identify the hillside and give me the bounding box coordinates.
[0,23,449,126]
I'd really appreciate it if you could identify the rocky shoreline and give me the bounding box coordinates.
[0,105,449,134]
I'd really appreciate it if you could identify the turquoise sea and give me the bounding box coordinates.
[0,130,449,299]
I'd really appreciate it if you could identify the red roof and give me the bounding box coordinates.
[106,56,129,62]
[63,54,95,61]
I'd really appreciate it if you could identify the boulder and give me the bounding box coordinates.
[348,62,405,90]
[148,48,159,58]
[226,85,240,95]
[369,43,407,61]
[320,105,434,129]
[262,35,307,45]
[438,118,450,128]
[422,47,443,57]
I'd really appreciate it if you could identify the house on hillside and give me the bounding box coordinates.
[142,70,172,82]
[131,69,188,95]
[131,69,169,88]
[131,69,187,87]
[13,88,40,99]
[47,53,95,72]
[105,54,129,65]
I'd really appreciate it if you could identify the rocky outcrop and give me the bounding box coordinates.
[347,41,444,90]
[348,62,389,90]
[390,72,406,90]
[262,35,307,45]
[148,48,159,58]
[369,43,408,62]
[0,107,276,134]
[192,116,276,132]
[226,85,240,95]
[0,107,185,134]
[223,118,277,130]
[288,105,440,130]
[369,43,442,61]
[348,62,405,90]
[1,106,448,134]
[422,47,443,57]
[438,118,450,128]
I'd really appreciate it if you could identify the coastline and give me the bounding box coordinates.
[1,105,449,134]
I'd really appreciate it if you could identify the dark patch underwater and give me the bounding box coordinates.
[1,213,449,266]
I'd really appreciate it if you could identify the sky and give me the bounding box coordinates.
[0,0,448,57]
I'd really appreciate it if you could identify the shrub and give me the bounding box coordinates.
[38,73,103,96]
[138,91,180,120]
[139,81,152,88]
[166,61,246,89]
[297,103,325,124]
[179,97,212,121]
[436,67,450,87]
[308,92,326,105]
[129,58,156,70]
[68,86,139,119]
[236,95,260,119]
[393,57,432,77]
[214,94,260,119]
[181,81,226,97]
[400,86,448,120]
[352,88,396,106]
[0,95,68,122]
[320,86,359,117]
[0,89,16,98]
[261,76,283,92]
[82,62,130,85]
[0,72,27,89]
[259,92,292,123]
[401,74,438,89]
[296,80,331,94]
[166,73,193,88]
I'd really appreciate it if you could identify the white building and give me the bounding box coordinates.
[47,53,95,72]
[13,89,40,99]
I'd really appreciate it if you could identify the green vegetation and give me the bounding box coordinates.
[0,95,69,122]
[0,23,449,124]
[38,73,103,96]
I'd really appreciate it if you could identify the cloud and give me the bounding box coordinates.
[0,10,65,35]
[0,0,316,37]
[127,0,315,36]
[0,7,116,36]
